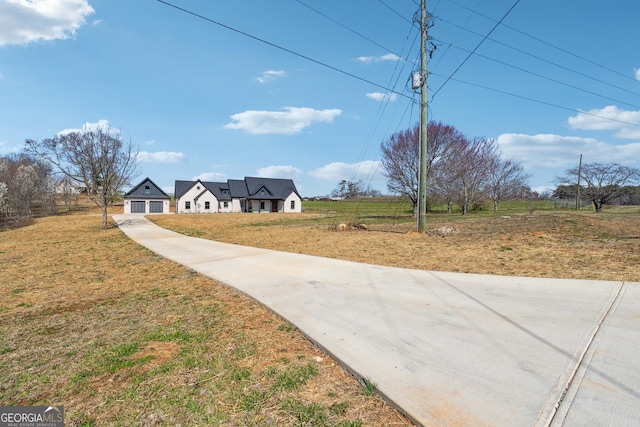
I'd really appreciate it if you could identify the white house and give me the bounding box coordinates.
[174,177,302,214]
[123,177,170,214]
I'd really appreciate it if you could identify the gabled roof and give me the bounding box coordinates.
[174,180,199,200]
[244,177,299,200]
[124,177,170,200]
[175,177,300,201]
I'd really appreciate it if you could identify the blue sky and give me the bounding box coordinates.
[1,0,639,197]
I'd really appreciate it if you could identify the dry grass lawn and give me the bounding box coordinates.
[0,209,413,426]
[150,207,640,282]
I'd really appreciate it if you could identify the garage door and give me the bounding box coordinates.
[149,201,164,213]
[131,201,146,213]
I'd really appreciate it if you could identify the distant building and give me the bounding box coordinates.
[174,177,301,214]
[123,177,170,214]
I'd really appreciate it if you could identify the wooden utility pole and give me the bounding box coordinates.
[417,0,428,233]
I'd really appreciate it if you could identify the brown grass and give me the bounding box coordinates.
[0,210,414,426]
[149,208,640,282]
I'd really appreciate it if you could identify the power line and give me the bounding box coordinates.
[445,0,640,85]
[430,37,640,110]
[438,17,640,99]
[295,0,406,63]
[430,71,640,129]
[431,0,522,99]
[155,0,412,100]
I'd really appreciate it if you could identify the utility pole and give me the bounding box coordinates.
[417,0,428,233]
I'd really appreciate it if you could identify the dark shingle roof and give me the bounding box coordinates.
[124,177,170,200]
[175,177,299,201]
[244,177,299,200]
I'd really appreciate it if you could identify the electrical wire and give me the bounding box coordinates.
[294,0,406,63]
[430,71,640,129]
[446,0,640,84]
[438,17,640,98]
[430,37,640,110]
[431,0,522,99]
[155,0,412,100]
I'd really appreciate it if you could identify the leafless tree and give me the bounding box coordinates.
[0,182,7,215]
[25,125,140,228]
[556,162,640,212]
[380,121,465,213]
[0,154,56,218]
[486,157,531,212]
[453,137,498,215]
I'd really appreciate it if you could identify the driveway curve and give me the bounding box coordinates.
[114,214,640,427]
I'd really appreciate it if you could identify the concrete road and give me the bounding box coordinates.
[113,214,640,427]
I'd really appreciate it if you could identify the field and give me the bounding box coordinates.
[150,200,640,282]
[0,206,413,427]
[1,199,638,426]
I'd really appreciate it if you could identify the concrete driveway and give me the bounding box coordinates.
[113,214,640,427]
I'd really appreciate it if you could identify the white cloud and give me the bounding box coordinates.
[192,172,226,182]
[225,107,342,135]
[635,68,640,81]
[567,105,640,139]
[0,0,95,46]
[137,151,186,163]
[256,165,303,179]
[144,138,156,146]
[356,54,400,64]
[257,70,286,83]
[309,160,383,181]
[497,133,640,170]
[366,92,397,102]
[58,119,113,135]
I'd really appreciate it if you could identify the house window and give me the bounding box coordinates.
[260,201,265,210]
[185,201,191,210]
[223,201,228,208]
[291,200,295,210]
[144,185,150,194]
[196,185,201,190]
[204,201,210,209]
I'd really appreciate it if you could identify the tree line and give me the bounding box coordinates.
[380,121,531,214]
[379,121,640,214]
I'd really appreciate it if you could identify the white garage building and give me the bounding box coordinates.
[123,177,170,214]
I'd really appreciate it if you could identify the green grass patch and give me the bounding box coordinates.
[273,363,319,391]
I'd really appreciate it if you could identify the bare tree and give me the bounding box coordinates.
[556,162,640,212]
[454,137,498,215]
[25,125,140,228]
[381,121,465,213]
[486,157,531,212]
[57,176,79,212]
[0,182,7,215]
[0,154,56,218]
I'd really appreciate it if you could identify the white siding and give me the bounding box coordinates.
[177,183,218,214]
[218,200,233,213]
[231,199,244,212]
[284,192,302,213]
[195,192,219,213]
